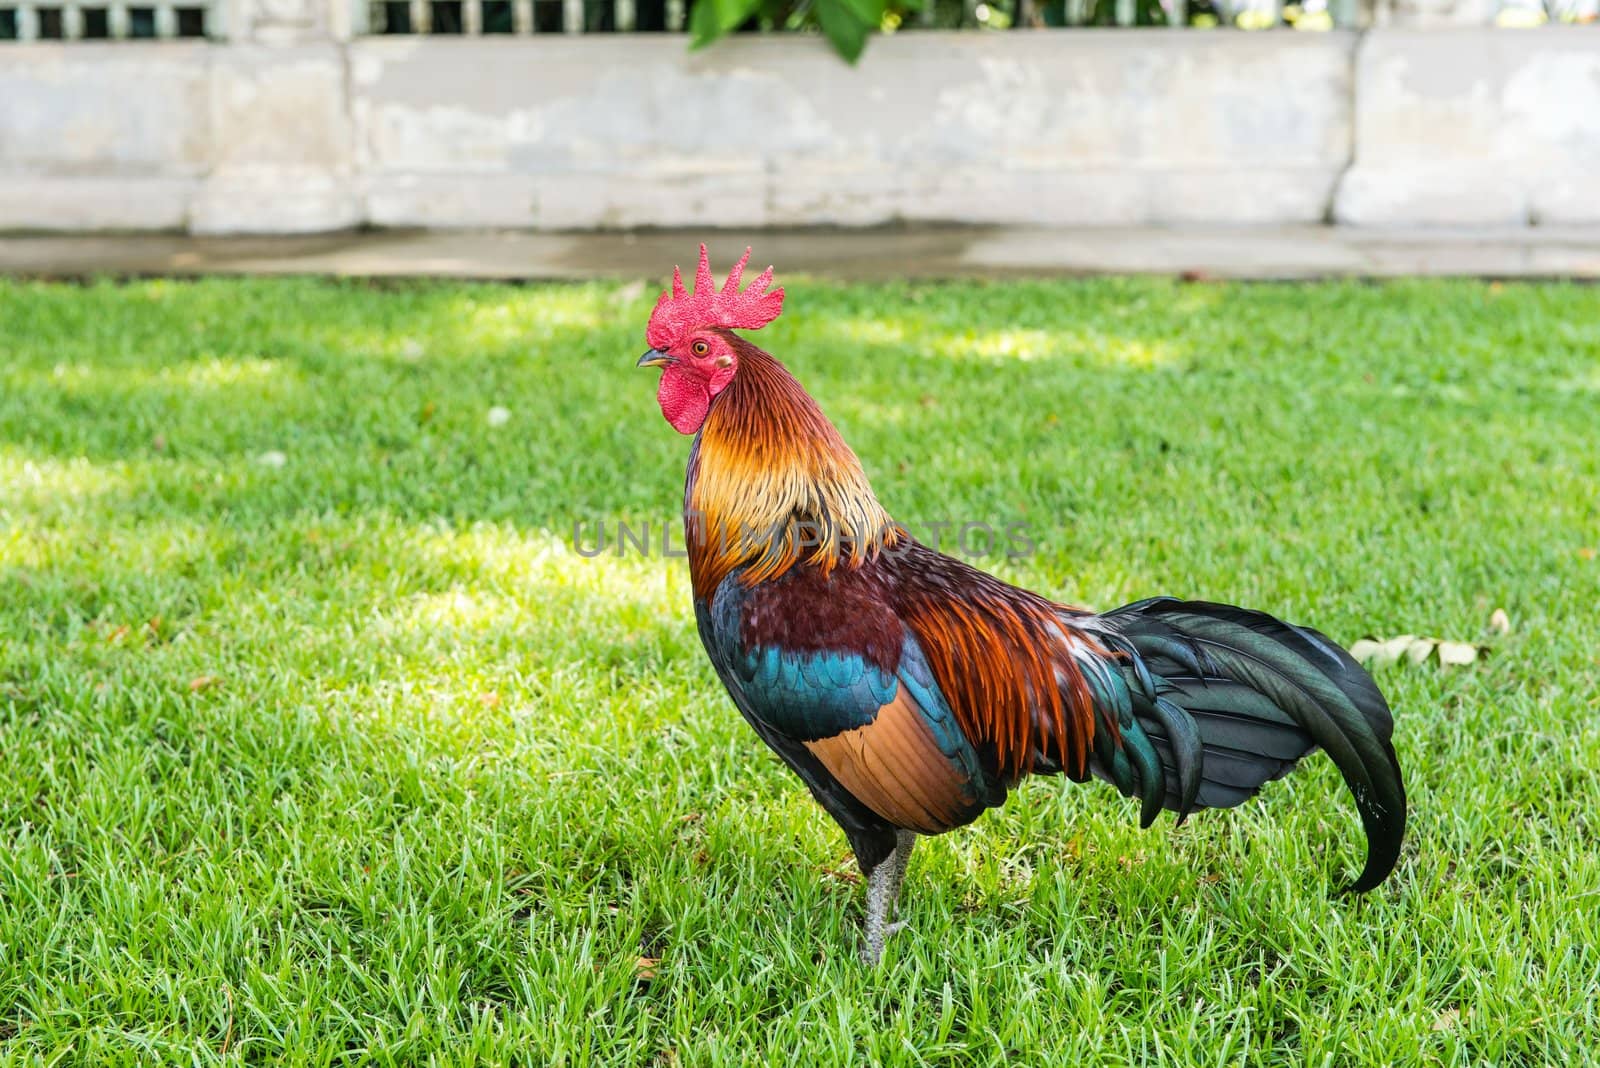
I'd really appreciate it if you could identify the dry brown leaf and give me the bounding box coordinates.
[1350,635,1485,669]
[1346,638,1383,665]
[1404,638,1437,666]
[1350,635,1417,670]
[1436,641,1480,666]
[635,956,660,980]
[188,675,220,693]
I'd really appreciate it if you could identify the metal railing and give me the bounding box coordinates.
[351,0,1595,33]
[355,0,673,33]
[0,0,1589,40]
[349,0,1357,31]
[0,0,214,37]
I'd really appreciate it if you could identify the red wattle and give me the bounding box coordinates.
[657,368,711,435]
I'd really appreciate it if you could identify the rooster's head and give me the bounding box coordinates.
[637,244,784,434]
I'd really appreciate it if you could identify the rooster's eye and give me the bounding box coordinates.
[691,341,710,357]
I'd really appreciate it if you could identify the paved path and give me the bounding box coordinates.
[4,227,1599,281]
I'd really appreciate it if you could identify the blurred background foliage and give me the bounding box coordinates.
[682,0,1593,60]
[691,0,1209,59]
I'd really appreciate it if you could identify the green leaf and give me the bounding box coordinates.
[688,0,762,48]
[688,0,721,46]
[836,0,888,26]
[815,0,875,62]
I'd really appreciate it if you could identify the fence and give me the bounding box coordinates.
[354,0,1600,31]
[351,0,1354,32]
[350,0,1354,32]
[0,0,213,37]
[0,0,1594,37]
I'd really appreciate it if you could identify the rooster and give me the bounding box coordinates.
[636,246,1406,965]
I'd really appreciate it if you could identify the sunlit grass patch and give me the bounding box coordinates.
[821,315,1179,368]
[0,451,137,517]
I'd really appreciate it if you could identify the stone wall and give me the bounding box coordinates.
[0,26,1592,233]
[1335,29,1600,225]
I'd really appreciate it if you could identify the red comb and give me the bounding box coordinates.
[646,244,784,350]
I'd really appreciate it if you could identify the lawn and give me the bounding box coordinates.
[1,274,1597,1065]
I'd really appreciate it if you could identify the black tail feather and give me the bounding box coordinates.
[1098,597,1407,894]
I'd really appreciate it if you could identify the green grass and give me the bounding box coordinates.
[1,274,1598,1065]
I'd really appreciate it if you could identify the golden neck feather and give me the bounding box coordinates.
[686,340,899,601]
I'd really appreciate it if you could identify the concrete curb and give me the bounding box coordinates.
[4,227,1600,282]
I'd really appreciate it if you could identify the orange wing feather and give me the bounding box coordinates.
[802,690,975,834]
[894,548,1108,782]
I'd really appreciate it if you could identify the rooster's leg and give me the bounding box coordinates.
[886,829,916,918]
[860,830,917,965]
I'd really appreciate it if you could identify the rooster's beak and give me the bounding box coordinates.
[636,349,673,369]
